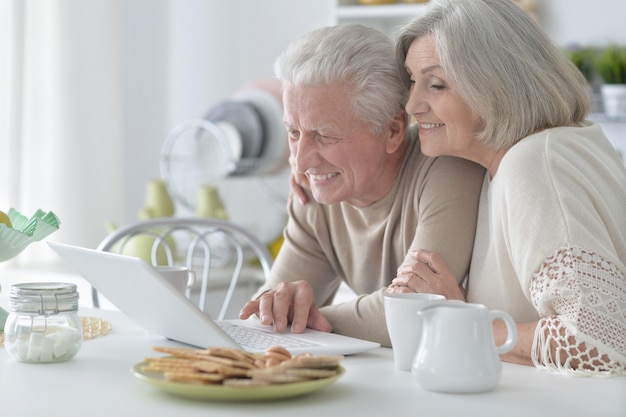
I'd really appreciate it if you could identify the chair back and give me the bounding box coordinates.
[95,217,272,320]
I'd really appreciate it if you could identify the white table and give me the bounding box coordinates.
[1,305,625,417]
[1,265,625,417]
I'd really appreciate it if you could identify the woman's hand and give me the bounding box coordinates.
[239,280,332,334]
[388,249,466,301]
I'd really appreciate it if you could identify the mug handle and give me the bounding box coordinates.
[490,310,517,354]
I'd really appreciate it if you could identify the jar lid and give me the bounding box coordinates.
[8,282,79,315]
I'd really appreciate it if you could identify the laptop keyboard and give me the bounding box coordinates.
[218,322,321,350]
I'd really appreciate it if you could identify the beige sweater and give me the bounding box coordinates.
[255,126,485,346]
[467,122,626,372]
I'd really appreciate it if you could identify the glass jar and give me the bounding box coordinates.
[4,282,83,363]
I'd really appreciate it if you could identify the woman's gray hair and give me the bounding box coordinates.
[395,0,590,147]
[275,24,408,135]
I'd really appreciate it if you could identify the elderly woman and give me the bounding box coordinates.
[390,0,626,375]
[240,24,484,345]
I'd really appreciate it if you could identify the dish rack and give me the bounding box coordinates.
[160,89,289,213]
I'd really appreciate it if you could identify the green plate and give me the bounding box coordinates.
[131,362,345,401]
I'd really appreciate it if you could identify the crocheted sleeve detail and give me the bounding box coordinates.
[529,244,626,376]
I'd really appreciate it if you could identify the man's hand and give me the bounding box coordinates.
[239,280,332,334]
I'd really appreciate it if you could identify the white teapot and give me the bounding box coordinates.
[411,302,517,393]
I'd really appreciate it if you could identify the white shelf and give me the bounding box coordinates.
[337,3,429,20]
[334,2,430,35]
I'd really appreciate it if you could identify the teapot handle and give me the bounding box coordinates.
[490,310,518,354]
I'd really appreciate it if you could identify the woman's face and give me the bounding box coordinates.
[283,81,400,207]
[404,36,483,160]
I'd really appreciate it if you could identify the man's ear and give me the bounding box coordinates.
[385,110,409,154]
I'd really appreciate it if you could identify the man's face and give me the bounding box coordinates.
[282,82,394,207]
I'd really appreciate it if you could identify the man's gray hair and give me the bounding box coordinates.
[275,24,408,135]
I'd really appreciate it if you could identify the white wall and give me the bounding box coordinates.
[539,0,626,47]
[117,0,170,235]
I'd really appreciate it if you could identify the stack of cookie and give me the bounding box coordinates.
[142,345,344,386]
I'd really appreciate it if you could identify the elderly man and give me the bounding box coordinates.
[239,24,484,346]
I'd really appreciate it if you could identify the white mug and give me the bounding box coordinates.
[383,292,446,371]
[155,265,196,297]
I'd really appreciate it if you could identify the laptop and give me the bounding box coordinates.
[48,241,380,355]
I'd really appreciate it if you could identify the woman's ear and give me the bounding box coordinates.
[385,110,409,154]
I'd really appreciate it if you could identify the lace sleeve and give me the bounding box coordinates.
[529,245,626,376]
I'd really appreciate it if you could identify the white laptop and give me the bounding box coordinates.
[48,241,380,355]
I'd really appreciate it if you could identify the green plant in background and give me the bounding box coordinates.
[564,45,597,84]
[594,44,626,85]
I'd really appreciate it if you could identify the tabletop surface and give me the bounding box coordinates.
[2,306,625,417]
[0,266,625,417]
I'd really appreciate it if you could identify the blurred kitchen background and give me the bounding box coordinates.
[1,0,625,269]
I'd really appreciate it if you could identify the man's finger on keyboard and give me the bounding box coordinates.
[238,299,260,320]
